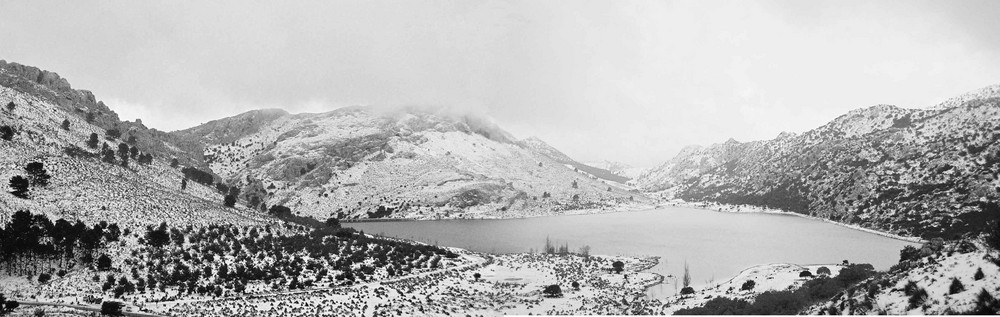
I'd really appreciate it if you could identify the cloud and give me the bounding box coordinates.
[1,0,998,166]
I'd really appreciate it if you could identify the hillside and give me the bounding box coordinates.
[635,85,1000,239]
[0,79,271,229]
[807,240,1000,314]
[521,137,632,184]
[173,107,647,221]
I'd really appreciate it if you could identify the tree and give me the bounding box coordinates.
[129,146,138,159]
[571,180,578,189]
[102,148,116,164]
[25,162,51,187]
[9,176,29,198]
[612,261,625,274]
[106,128,121,140]
[100,301,123,316]
[683,262,692,288]
[126,135,136,145]
[181,178,187,190]
[117,143,129,168]
[170,158,179,168]
[145,223,170,247]
[86,112,95,123]
[97,254,112,271]
[224,194,237,207]
[6,101,15,111]
[680,286,696,295]
[571,281,580,290]
[61,119,70,130]
[950,277,966,294]
[816,266,832,276]
[38,273,51,283]
[473,272,481,281]
[325,217,340,228]
[87,133,99,148]
[899,245,920,262]
[578,245,591,258]
[975,267,985,280]
[543,284,563,298]
[0,126,14,141]
[3,300,18,312]
[799,270,813,278]
[269,205,292,216]
[741,280,756,291]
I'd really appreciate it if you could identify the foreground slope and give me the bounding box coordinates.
[174,107,648,221]
[637,85,1000,239]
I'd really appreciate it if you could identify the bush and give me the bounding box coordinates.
[949,277,965,294]
[746,290,808,315]
[908,287,928,310]
[97,254,112,271]
[799,270,813,278]
[101,301,124,316]
[680,287,695,295]
[675,297,751,315]
[975,267,985,281]
[612,261,625,274]
[1,125,14,141]
[543,284,562,298]
[223,194,237,207]
[269,205,292,216]
[61,119,70,130]
[740,280,756,291]
[86,133,99,148]
[38,273,51,283]
[836,263,875,285]
[816,266,831,275]
[967,289,1000,314]
[899,245,920,262]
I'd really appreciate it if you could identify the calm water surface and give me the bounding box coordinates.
[344,207,916,298]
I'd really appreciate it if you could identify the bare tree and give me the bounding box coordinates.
[683,261,691,288]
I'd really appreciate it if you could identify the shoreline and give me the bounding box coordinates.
[659,200,926,244]
[346,200,925,245]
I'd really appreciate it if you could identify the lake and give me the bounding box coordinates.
[344,207,917,298]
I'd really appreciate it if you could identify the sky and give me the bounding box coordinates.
[2,0,999,167]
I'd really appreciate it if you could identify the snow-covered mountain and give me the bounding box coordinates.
[0,60,273,228]
[172,107,647,221]
[635,84,1000,239]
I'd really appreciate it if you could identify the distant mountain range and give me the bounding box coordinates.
[172,106,644,220]
[635,85,1000,239]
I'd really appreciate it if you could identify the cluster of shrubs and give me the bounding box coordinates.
[113,222,459,299]
[675,263,876,315]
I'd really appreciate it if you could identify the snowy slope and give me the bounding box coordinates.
[0,68,274,229]
[635,84,1000,239]
[177,107,649,221]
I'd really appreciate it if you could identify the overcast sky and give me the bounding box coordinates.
[2,0,999,167]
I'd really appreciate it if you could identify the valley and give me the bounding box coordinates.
[0,58,998,316]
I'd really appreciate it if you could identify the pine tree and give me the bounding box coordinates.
[117,143,129,168]
[9,176,29,198]
[25,162,51,187]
